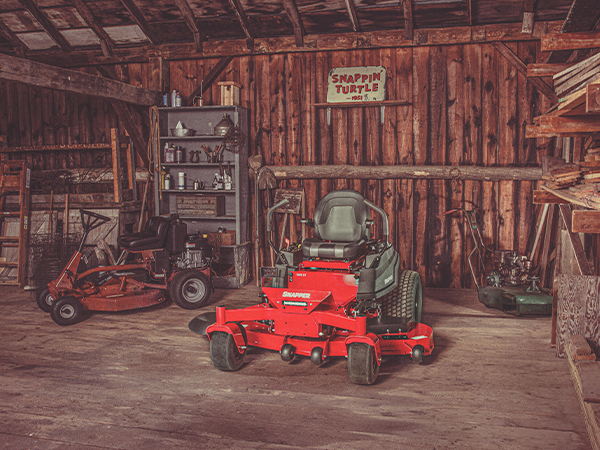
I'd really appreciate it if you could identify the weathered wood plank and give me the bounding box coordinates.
[542,31,600,52]
[266,165,542,181]
[0,54,161,106]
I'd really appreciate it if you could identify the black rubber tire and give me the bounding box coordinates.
[36,288,55,313]
[169,269,211,310]
[380,270,423,323]
[50,296,84,326]
[280,344,296,362]
[210,331,245,371]
[412,344,425,364]
[347,343,379,385]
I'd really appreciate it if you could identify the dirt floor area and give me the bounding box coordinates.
[0,283,591,449]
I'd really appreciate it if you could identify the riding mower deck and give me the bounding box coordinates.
[38,210,212,325]
[206,189,434,385]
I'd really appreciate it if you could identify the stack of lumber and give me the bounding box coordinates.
[565,334,600,450]
[582,134,600,183]
[554,51,600,97]
[542,159,582,189]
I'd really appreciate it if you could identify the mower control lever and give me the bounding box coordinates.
[266,199,290,255]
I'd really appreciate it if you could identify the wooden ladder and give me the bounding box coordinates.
[0,160,31,287]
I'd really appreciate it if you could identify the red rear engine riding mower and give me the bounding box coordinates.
[206,189,434,385]
[37,210,213,325]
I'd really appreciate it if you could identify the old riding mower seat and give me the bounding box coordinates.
[117,216,170,251]
[302,189,369,260]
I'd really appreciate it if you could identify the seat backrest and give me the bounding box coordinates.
[146,216,169,239]
[313,190,369,242]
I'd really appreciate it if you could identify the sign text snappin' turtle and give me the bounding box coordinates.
[327,66,386,103]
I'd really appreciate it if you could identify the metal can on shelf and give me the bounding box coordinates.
[178,171,185,190]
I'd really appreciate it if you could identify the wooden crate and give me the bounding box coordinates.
[207,230,236,246]
[176,195,224,216]
[218,81,241,106]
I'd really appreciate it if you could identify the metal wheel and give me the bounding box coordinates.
[381,270,423,322]
[347,343,379,385]
[169,269,211,309]
[50,296,84,326]
[210,331,245,371]
[36,288,55,313]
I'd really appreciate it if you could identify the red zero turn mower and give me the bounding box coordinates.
[38,210,212,325]
[206,189,433,385]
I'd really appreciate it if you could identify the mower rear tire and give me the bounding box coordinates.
[37,288,55,313]
[347,343,379,385]
[170,269,211,309]
[210,331,245,371]
[50,296,84,326]
[381,270,422,323]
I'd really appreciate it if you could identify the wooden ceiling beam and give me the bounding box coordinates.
[493,42,558,103]
[281,0,305,47]
[0,53,161,106]
[28,20,565,68]
[0,18,28,57]
[69,0,115,57]
[229,0,255,50]
[119,0,160,45]
[403,0,413,40]
[344,0,360,33]
[184,56,234,106]
[174,0,204,53]
[466,0,472,26]
[18,0,73,52]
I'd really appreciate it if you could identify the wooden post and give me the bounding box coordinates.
[64,193,69,236]
[111,128,123,203]
[0,136,5,162]
[125,133,137,200]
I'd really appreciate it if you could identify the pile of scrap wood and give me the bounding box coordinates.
[542,157,582,189]
[582,133,600,183]
[553,51,600,97]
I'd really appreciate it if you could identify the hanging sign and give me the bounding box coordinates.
[327,66,386,103]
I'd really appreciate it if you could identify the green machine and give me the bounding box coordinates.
[446,208,553,316]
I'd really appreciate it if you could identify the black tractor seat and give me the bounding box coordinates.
[302,190,369,261]
[117,216,170,251]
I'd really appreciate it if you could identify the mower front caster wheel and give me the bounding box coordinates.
[169,269,211,310]
[50,296,84,326]
[411,344,425,364]
[210,331,245,371]
[281,344,296,362]
[37,288,55,313]
[347,343,379,385]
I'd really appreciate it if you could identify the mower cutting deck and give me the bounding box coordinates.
[206,190,433,385]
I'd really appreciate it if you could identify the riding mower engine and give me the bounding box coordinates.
[175,234,213,270]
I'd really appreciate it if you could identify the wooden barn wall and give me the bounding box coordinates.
[0,41,595,287]
[165,42,558,289]
[0,65,149,195]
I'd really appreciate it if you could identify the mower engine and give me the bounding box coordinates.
[176,234,212,270]
[487,250,532,287]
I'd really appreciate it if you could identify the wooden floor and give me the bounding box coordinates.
[0,284,591,449]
